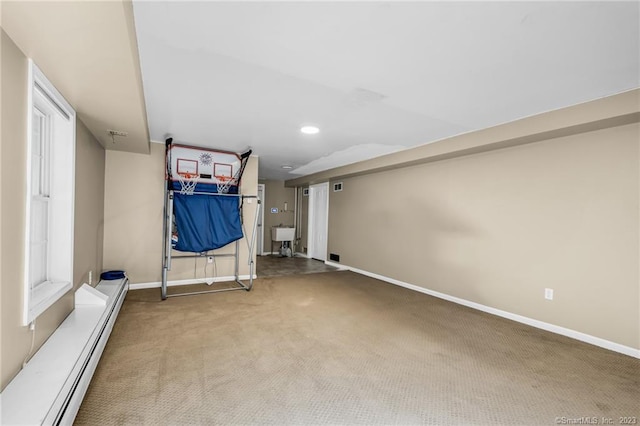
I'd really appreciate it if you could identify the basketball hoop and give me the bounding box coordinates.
[178,173,198,195]
[216,175,236,194]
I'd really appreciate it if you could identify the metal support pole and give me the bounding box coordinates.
[167,192,174,271]
[161,267,168,300]
[235,239,240,282]
[161,186,170,300]
[162,191,175,300]
[246,199,260,290]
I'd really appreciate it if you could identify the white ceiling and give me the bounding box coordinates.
[3,2,638,180]
[133,1,639,180]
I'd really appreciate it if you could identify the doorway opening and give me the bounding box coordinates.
[308,182,329,261]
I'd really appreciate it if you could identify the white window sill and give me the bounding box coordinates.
[26,281,72,325]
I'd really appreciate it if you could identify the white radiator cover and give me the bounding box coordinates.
[1,277,128,425]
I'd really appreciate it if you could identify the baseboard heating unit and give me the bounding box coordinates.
[1,277,128,425]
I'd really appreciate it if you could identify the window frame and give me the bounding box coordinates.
[23,60,76,326]
[30,103,51,293]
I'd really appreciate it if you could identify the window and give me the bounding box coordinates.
[23,60,76,325]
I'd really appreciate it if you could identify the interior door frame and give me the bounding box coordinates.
[257,183,265,255]
[307,182,329,261]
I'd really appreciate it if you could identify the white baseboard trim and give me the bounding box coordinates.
[294,252,310,258]
[327,261,640,359]
[324,261,347,270]
[130,275,257,290]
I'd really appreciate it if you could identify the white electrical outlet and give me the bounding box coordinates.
[207,256,214,264]
[544,288,554,300]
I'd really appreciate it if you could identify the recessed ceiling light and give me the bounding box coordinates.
[281,165,293,170]
[300,125,319,135]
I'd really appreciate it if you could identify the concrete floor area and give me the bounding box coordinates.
[256,254,338,277]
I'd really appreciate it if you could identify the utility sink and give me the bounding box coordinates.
[272,227,295,241]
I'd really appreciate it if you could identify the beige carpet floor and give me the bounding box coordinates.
[76,271,639,425]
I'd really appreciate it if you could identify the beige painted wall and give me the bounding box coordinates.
[74,119,105,287]
[0,30,106,390]
[260,180,295,254]
[328,122,639,350]
[103,144,258,284]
